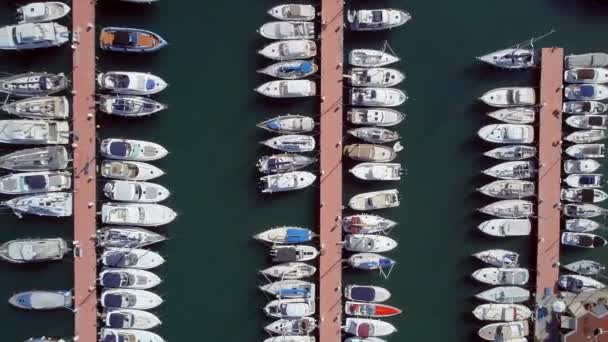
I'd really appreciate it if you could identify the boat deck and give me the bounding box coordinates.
[318,0,344,340]
[72,1,97,341]
[534,47,564,341]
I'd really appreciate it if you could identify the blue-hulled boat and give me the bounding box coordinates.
[9,290,72,310]
[100,27,167,53]
[348,253,396,270]
[260,279,315,298]
[254,227,314,244]
[258,60,318,79]
[344,285,391,303]
[257,115,315,134]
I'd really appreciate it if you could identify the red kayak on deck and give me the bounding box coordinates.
[345,301,402,317]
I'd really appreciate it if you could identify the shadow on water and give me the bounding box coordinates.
[548,0,608,16]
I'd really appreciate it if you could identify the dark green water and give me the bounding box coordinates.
[4,0,608,341]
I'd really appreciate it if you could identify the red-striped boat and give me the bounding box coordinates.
[345,301,402,317]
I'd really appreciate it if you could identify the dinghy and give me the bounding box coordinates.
[3,192,72,217]
[559,274,606,292]
[348,253,396,270]
[343,144,398,163]
[564,260,605,276]
[101,160,164,181]
[477,48,536,69]
[102,248,165,269]
[2,96,68,119]
[258,40,317,60]
[0,72,67,97]
[99,27,167,53]
[487,107,535,124]
[9,290,71,310]
[104,308,161,330]
[257,115,315,134]
[101,289,163,310]
[257,154,316,173]
[100,329,164,342]
[482,161,535,179]
[565,218,601,232]
[475,286,530,303]
[349,88,407,107]
[101,203,177,226]
[343,318,396,337]
[348,127,400,144]
[0,146,68,171]
[260,280,315,299]
[563,101,608,115]
[565,68,608,84]
[472,267,529,285]
[260,171,316,193]
[258,60,318,79]
[0,120,69,144]
[472,304,532,321]
[478,321,528,341]
[347,9,411,31]
[349,189,399,211]
[254,227,314,244]
[483,145,536,161]
[478,200,534,218]
[345,301,402,317]
[565,129,607,143]
[564,174,603,188]
[347,108,405,126]
[103,180,170,203]
[97,71,167,95]
[477,219,531,237]
[264,317,317,335]
[99,268,162,290]
[270,245,319,262]
[100,138,168,161]
[563,203,607,218]
[0,23,69,50]
[565,53,608,69]
[477,180,535,199]
[260,262,317,279]
[564,159,601,174]
[264,298,315,318]
[256,80,316,98]
[565,143,605,158]
[348,68,405,87]
[349,163,402,181]
[268,4,315,20]
[259,21,315,40]
[566,115,608,129]
[349,49,400,67]
[479,87,536,107]
[262,135,316,153]
[342,214,397,234]
[17,2,71,23]
[561,232,607,248]
[0,171,71,195]
[345,285,391,303]
[99,95,167,117]
[0,238,68,264]
[472,249,519,267]
[344,234,398,253]
[478,124,534,144]
[565,84,608,101]
[561,188,608,203]
[97,227,166,248]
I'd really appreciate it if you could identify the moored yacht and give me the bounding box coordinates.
[349,189,399,211]
[565,53,608,69]
[0,146,68,171]
[259,21,315,40]
[342,214,397,234]
[259,279,315,299]
[347,9,411,31]
[344,285,391,303]
[565,218,601,232]
[348,253,396,270]
[564,174,603,188]
[559,274,606,292]
[97,71,167,95]
[256,80,316,98]
[257,154,316,173]
[565,143,605,158]
[102,248,165,269]
[564,260,605,276]
[565,129,607,144]
[0,120,69,144]
[101,203,176,226]
[484,145,536,160]
[472,249,519,267]
[349,162,402,181]
[477,47,536,69]
[478,321,528,341]
[260,171,316,193]
[349,49,400,67]
[477,180,535,199]
[347,108,405,127]
[100,138,168,161]
[17,2,71,24]
[565,84,608,101]
[260,262,317,279]
[258,40,317,61]
[99,95,167,117]
[477,219,531,237]
[257,60,318,79]
[563,101,608,115]
[97,227,166,248]
[9,290,72,310]
[101,288,163,310]
[3,192,72,217]
[262,135,315,153]
[263,298,315,318]
[478,124,534,144]
[343,318,397,337]
[565,68,608,84]
[270,245,319,262]
[475,286,530,303]
[257,115,315,134]
[482,161,535,179]
[472,267,529,285]
[101,160,164,181]
[103,308,161,330]
[564,203,607,218]
[99,268,161,290]
[264,317,317,335]
[561,188,608,203]
[254,227,314,244]
[103,180,170,203]
[562,232,607,248]
[0,23,69,50]
[100,329,164,342]
[479,87,536,107]
[0,72,67,97]
[347,127,399,144]
[348,68,405,87]
[100,27,167,52]
[349,88,407,107]
[564,159,601,174]
[0,238,68,264]
[472,304,532,321]
[478,200,534,218]
[487,107,535,124]
[268,4,315,21]
[2,96,69,119]
[343,144,399,163]
[344,234,397,253]
[566,115,608,129]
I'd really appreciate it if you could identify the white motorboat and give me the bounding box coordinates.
[564,174,603,188]
[3,192,72,217]
[478,200,534,218]
[254,227,314,244]
[0,146,68,172]
[259,21,315,40]
[565,53,608,69]
[270,245,318,262]
[564,159,601,174]
[475,286,530,303]
[102,248,165,269]
[566,115,608,129]
[257,60,318,80]
[101,160,164,181]
[563,260,605,276]
[561,188,608,203]
[263,336,315,342]
[0,238,68,264]
[477,180,535,199]
[348,127,399,144]
[472,249,519,267]
[565,68,608,84]
[343,144,399,163]
[349,88,407,107]
[268,4,315,20]
[478,124,534,144]
[559,274,606,292]
[348,253,396,270]
[0,171,70,195]
[100,138,168,161]
[478,321,528,341]
[260,171,316,193]
[349,49,400,67]
[472,267,529,285]
[345,338,386,342]
[103,180,169,203]
[344,285,391,303]
[347,9,411,31]
[264,298,315,318]
[478,219,531,237]
[101,289,163,310]
[265,317,317,335]
[565,84,608,100]
[100,329,164,342]
[17,2,71,23]
[97,227,166,249]
[97,71,167,95]
[101,203,177,226]
[260,262,317,279]
[262,135,316,153]
[103,308,162,330]
[562,232,607,248]
[348,68,405,87]
[472,304,532,321]
[99,268,162,290]
[0,23,69,50]
[563,101,608,114]
[342,214,397,234]
[343,318,396,337]
[565,218,601,232]
[344,234,398,253]
[349,189,399,211]
[565,129,607,143]
[483,161,535,180]
[483,145,536,160]
[344,301,402,317]
[257,115,315,134]
[487,107,535,124]
[480,87,536,107]
[256,80,316,98]
[0,120,69,144]
[9,290,72,310]
[564,203,607,218]
[2,96,69,119]
[349,163,402,181]
[258,40,317,60]
[0,72,67,97]
[259,280,315,299]
[477,47,536,69]
[257,154,316,173]
[347,108,405,127]
[99,95,167,117]
[565,143,605,158]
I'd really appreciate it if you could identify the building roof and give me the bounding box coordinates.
[563,303,608,341]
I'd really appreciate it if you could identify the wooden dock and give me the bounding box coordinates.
[318,0,344,339]
[72,0,97,341]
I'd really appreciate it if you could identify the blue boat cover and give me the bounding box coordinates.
[105,252,126,267]
[350,287,375,301]
[286,228,310,243]
[103,335,125,342]
[279,288,309,297]
[109,141,128,157]
[146,79,156,90]
[267,120,281,130]
[24,175,47,190]
[101,272,122,287]
[15,293,32,308]
[279,61,313,74]
[103,293,123,308]
[581,85,595,97]
[108,312,126,328]
[379,258,394,268]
